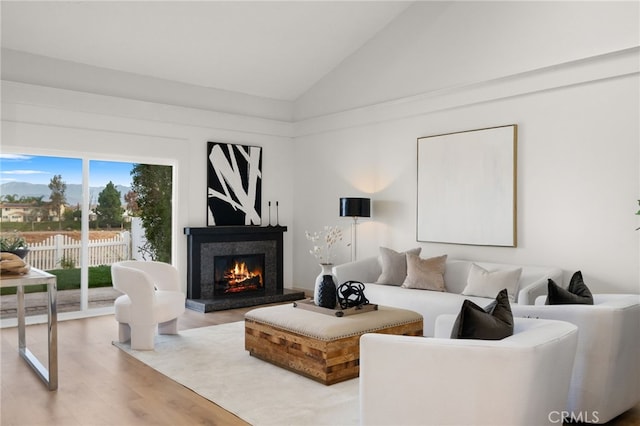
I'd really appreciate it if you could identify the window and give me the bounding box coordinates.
[0,154,173,321]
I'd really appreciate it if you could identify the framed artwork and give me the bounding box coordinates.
[417,125,517,247]
[207,142,262,226]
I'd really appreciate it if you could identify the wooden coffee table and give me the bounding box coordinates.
[245,303,423,385]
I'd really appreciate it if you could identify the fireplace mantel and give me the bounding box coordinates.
[184,226,304,312]
[185,225,288,237]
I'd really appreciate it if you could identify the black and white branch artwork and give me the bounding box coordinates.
[207,142,262,226]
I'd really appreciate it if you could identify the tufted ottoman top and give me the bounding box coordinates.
[245,303,423,341]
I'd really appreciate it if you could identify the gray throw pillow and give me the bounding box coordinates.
[401,253,447,291]
[375,246,421,286]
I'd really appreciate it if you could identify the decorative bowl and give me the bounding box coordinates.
[7,248,29,259]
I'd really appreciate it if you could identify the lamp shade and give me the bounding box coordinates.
[340,197,371,218]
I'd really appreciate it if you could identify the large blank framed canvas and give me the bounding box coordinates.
[417,125,517,246]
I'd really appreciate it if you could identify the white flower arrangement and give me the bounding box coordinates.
[305,225,344,264]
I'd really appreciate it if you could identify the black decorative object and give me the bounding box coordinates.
[316,275,337,309]
[337,281,369,309]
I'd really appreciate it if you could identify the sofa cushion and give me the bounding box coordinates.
[375,246,421,286]
[401,253,447,291]
[451,288,514,340]
[546,271,594,305]
[461,263,522,302]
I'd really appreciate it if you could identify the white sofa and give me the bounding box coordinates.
[333,256,562,336]
[360,315,579,426]
[512,294,640,423]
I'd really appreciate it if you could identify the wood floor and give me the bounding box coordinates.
[1,307,254,426]
[1,305,639,426]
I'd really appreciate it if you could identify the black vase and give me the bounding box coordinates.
[316,275,337,309]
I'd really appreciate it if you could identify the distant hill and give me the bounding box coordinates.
[0,182,131,206]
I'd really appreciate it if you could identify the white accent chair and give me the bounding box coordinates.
[359,315,578,426]
[512,294,640,423]
[111,261,185,350]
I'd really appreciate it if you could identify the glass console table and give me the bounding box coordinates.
[0,267,58,390]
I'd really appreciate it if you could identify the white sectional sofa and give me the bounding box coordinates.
[333,255,562,336]
[359,315,579,426]
[512,294,640,423]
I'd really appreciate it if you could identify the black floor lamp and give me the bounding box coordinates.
[340,197,371,262]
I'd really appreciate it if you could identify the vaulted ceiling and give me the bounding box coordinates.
[1,1,412,101]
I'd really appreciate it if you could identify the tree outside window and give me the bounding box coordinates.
[96,181,123,228]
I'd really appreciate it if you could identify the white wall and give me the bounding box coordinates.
[292,2,640,294]
[1,82,296,292]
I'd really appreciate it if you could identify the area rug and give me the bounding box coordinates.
[113,321,359,425]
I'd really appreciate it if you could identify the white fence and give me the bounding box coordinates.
[27,232,131,270]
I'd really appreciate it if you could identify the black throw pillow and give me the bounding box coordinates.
[546,271,594,305]
[451,288,514,340]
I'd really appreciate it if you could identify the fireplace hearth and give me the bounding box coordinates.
[184,226,305,312]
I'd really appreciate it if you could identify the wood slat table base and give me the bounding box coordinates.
[245,318,423,385]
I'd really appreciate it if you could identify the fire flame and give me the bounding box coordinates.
[224,261,262,290]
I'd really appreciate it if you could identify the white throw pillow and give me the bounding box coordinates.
[375,246,422,286]
[462,263,522,302]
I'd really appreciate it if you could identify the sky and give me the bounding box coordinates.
[0,154,134,187]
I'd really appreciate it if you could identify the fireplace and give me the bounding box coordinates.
[184,226,305,312]
[214,253,265,296]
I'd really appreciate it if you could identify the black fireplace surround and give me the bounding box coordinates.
[184,226,305,312]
